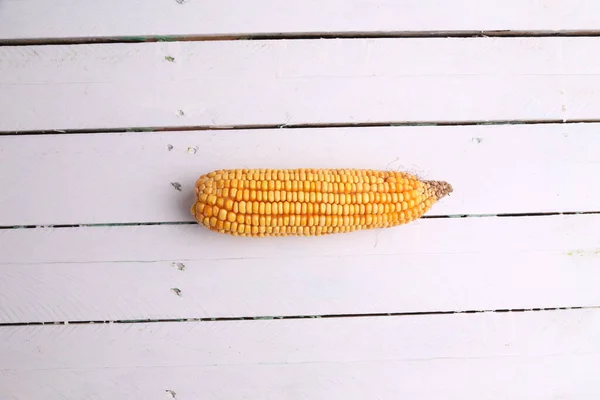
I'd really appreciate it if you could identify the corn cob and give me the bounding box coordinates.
[191,168,452,237]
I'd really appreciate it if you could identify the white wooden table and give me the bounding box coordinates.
[1,1,599,398]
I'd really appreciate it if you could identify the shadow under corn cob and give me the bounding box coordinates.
[191,168,452,237]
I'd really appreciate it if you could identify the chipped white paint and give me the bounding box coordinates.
[1,124,599,225]
[3,215,598,265]
[2,0,600,40]
[3,37,600,131]
[1,310,600,398]
[1,214,599,322]
[1,219,599,323]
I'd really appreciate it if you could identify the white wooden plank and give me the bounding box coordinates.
[2,215,597,265]
[2,252,599,323]
[2,37,600,131]
[1,215,598,322]
[1,310,599,399]
[1,124,599,226]
[2,0,600,41]
[2,357,597,400]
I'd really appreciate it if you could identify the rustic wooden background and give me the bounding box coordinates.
[1,1,599,398]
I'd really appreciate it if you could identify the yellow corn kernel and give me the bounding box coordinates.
[192,168,452,237]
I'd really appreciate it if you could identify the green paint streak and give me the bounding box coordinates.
[125,127,155,132]
[156,36,176,42]
[164,56,175,62]
[566,249,600,257]
[117,36,148,42]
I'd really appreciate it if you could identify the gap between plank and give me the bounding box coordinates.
[5,29,600,46]
[0,306,596,327]
[1,118,600,136]
[1,211,599,230]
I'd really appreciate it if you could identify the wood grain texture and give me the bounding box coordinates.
[2,0,600,40]
[3,357,597,400]
[2,251,599,323]
[1,214,598,323]
[2,215,597,265]
[1,124,599,226]
[1,309,599,399]
[3,37,600,131]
